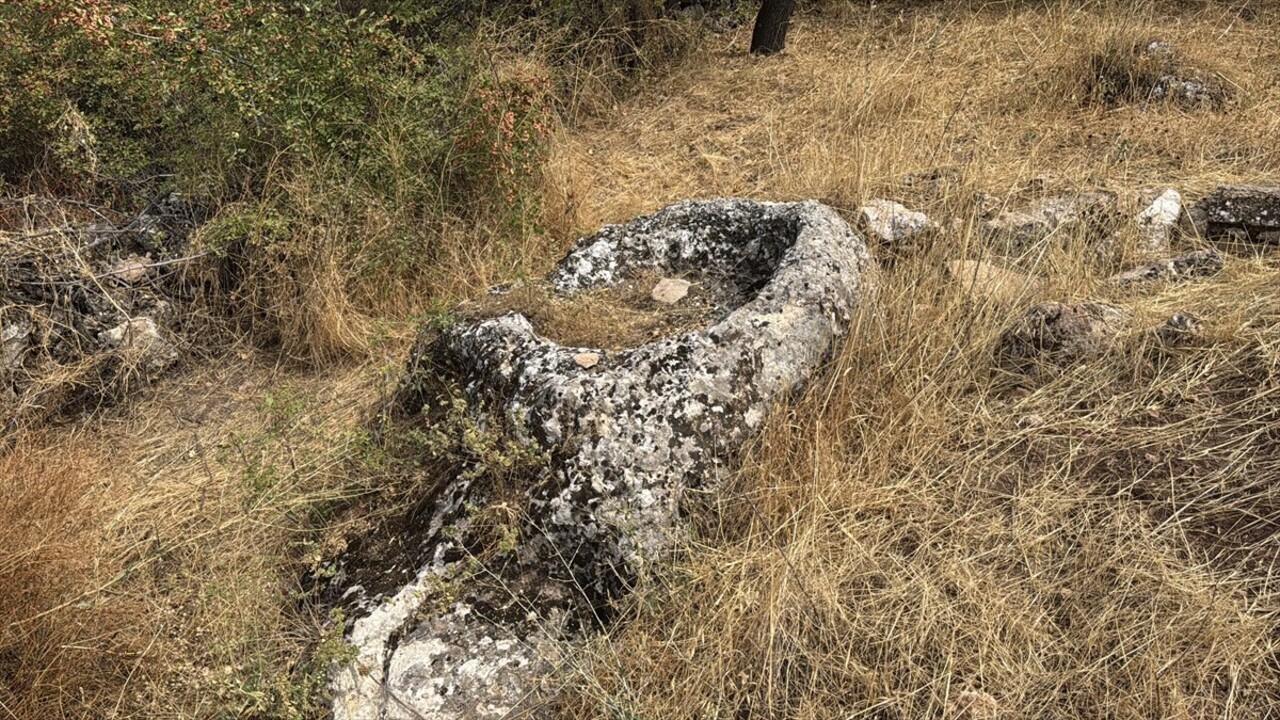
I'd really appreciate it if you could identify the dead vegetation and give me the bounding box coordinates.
[4,1,1280,718]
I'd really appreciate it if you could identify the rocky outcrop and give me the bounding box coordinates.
[331,199,874,720]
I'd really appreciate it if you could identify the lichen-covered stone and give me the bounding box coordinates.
[332,199,874,720]
[1194,185,1280,241]
[1109,249,1223,287]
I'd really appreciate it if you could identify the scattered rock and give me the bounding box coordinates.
[650,277,692,304]
[1089,40,1229,109]
[572,352,601,368]
[856,199,937,249]
[982,192,1117,248]
[333,199,875,720]
[947,689,1003,720]
[99,317,179,375]
[1135,188,1182,254]
[1109,249,1223,287]
[105,254,152,284]
[1157,312,1203,346]
[1194,185,1280,241]
[946,260,1044,304]
[996,301,1131,372]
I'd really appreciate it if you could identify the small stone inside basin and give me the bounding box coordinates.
[651,277,692,304]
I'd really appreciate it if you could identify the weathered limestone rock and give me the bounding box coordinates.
[98,316,179,375]
[1194,185,1280,241]
[1109,249,1223,287]
[1135,188,1182,254]
[946,260,1044,304]
[982,192,1117,248]
[996,301,1131,372]
[857,199,936,248]
[332,199,874,720]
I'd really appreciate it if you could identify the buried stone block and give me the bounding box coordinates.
[1109,249,1224,287]
[330,199,874,720]
[1194,185,1280,243]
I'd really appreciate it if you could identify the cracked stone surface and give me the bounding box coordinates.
[330,199,874,720]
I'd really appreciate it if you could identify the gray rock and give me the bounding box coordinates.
[996,301,1131,372]
[1157,312,1203,346]
[1109,249,1223,287]
[1135,188,1182,254]
[982,192,1117,248]
[333,199,874,720]
[1195,185,1280,240]
[856,199,936,248]
[1,316,30,371]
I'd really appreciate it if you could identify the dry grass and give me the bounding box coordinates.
[544,0,1280,234]
[541,2,1280,717]
[6,1,1280,718]
[0,351,406,718]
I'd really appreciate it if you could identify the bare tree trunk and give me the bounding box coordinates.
[750,0,796,55]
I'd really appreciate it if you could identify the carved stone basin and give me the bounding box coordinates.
[331,198,874,720]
